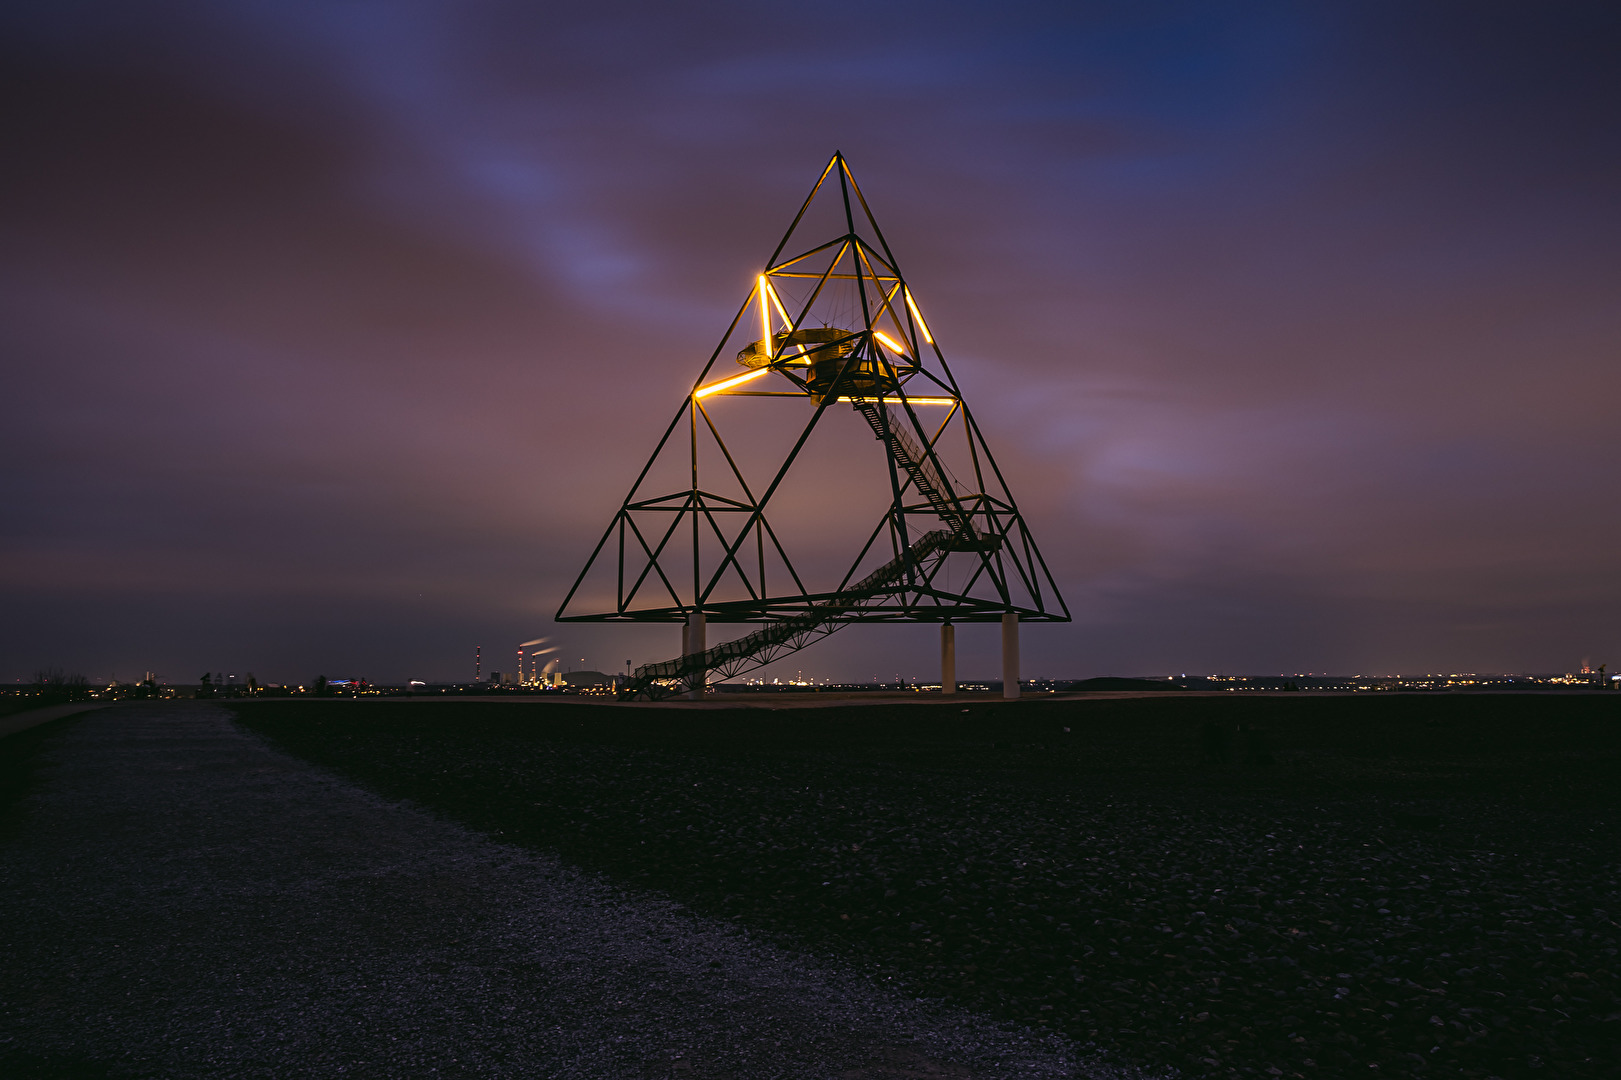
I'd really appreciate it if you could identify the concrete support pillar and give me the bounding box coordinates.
[1001,612,1020,700]
[941,623,957,695]
[686,611,707,700]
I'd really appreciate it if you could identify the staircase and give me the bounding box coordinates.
[617,401,996,701]
[617,529,955,700]
[851,400,990,550]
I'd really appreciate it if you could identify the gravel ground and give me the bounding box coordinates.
[0,702,1137,1079]
[232,695,1621,1080]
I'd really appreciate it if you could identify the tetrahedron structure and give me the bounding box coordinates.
[556,153,1068,699]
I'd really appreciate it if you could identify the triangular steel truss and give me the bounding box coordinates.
[557,153,1068,688]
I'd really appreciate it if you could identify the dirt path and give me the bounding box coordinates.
[0,703,1132,1079]
[0,701,114,738]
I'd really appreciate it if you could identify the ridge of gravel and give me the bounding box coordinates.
[0,702,1144,1079]
[0,701,112,738]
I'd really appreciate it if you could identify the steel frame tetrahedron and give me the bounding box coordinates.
[555,154,1069,698]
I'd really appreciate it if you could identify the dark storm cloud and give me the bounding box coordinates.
[2,1,1618,683]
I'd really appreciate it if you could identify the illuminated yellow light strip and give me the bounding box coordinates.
[838,395,956,406]
[871,329,907,354]
[763,279,794,328]
[694,367,772,398]
[757,275,771,351]
[904,288,933,344]
[762,279,813,360]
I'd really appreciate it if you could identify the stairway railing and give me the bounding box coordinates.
[850,400,985,548]
[618,529,954,700]
[616,398,998,701]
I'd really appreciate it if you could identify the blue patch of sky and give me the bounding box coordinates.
[990,12,1332,190]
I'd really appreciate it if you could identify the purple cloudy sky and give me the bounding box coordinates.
[3,1,1618,685]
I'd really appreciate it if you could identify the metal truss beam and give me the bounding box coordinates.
[556,154,1070,692]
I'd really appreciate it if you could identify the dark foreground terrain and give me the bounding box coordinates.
[233,694,1621,1080]
[3,705,1105,1080]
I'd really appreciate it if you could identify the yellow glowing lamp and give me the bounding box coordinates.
[837,395,957,406]
[758,275,772,351]
[694,367,772,398]
[763,279,794,328]
[871,329,907,354]
[904,288,933,344]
